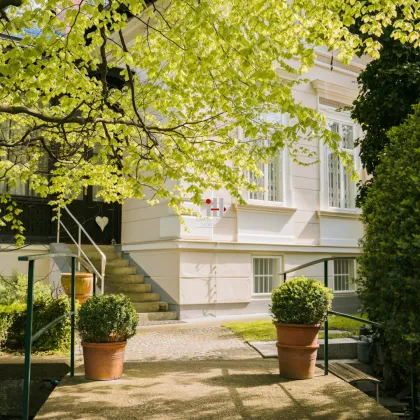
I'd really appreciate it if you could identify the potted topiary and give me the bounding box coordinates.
[270,276,333,380]
[77,294,138,380]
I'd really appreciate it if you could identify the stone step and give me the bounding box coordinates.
[105,274,144,283]
[105,283,151,293]
[317,338,358,360]
[116,292,160,302]
[249,339,358,360]
[132,301,168,312]
[137,312,178,321]
[68,244,116,252]
[91,258,130,268]
[106,266,137,275]
[84,251,123,260]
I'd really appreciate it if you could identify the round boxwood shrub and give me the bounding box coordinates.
[77,294,138,343]
[270,276,333,325]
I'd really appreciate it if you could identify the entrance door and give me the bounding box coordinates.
[62,187,121,245]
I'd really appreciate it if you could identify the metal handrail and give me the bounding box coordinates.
[18,253,90,420]
[279,256,357,278]
[329,311,382,328]
[57,206,106,294]
[280,256,418,419]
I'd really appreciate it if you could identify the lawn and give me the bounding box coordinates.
[223,313,369,342]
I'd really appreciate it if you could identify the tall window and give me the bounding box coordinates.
[333,259,356,292]
[327,120,357,209]
[253,257,281,294]
[249,144,283,202]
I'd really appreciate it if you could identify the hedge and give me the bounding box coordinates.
[357,103,420,375]
[0,296,71,352]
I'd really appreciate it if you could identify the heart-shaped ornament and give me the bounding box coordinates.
[95,216,109,232]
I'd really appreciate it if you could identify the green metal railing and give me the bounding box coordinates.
[280,257,418,420]
[18,253,96,420]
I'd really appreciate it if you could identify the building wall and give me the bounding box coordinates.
[121,57,365,318]
[0,245,51,284]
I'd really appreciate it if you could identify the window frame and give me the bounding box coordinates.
[332,259,357,293]
[243,112,289,207]
[248,143,286,205]
[252,256,282,296]
[320,106,361,213]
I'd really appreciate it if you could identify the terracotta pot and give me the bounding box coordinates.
[61,272,93,304]
[82,341,127,380]
[274,322,320,380]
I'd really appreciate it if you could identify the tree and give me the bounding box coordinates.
[0,0,418,244]
[351,25,420,204]
[357,104,420,376]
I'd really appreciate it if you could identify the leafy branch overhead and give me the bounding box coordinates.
[0,0,418,243]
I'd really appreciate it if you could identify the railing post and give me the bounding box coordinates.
[93,272,96,296]
[77,227,81,271]
[22,260,35,420]
[283,273,287,283]
[56,207,61,243]
[101,258,105,295]
[70,257,76,377]
[324,260,329,376]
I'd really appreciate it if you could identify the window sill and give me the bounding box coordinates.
[333,290,357,295]
[251,293,272,300]
[317,209,362,219]
[235,202,297,215]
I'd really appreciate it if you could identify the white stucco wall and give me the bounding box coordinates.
[120,57,365,317]
[0,246,51,284]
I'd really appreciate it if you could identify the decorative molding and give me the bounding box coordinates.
[234,203,297,215]
[311,80,358,107]
[121,240,362,254]
[319,97,350,110]
[317,210,362,220]
[315,53,362,74]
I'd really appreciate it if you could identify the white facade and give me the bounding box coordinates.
[121,52,366,319]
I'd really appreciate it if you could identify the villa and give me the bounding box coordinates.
[0,23,368,321]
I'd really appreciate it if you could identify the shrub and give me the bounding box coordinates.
[357,103,420,375]
[270,276,333,325]
[0,312,12,348]
[77,294,138,343]
[2,296,71,352]
[0,271,52,305]
[0,303,25,349]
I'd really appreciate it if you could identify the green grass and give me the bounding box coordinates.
[223,313,368,342]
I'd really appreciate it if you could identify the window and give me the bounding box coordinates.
[333,259,356,292]
[253,257,281,294]
[327,120,357,209]
[247,113,284,204]
[248,144,283,202]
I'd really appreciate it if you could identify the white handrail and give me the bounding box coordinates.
[56,206,106,294]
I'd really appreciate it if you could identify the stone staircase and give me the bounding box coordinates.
[69,244,177,322]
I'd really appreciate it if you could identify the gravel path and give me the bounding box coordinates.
[124,326,261,361]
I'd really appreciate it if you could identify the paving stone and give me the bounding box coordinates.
[125,326,261,361]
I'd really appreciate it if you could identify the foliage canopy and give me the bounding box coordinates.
[351,25,420,205]
[0,0,419,243]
